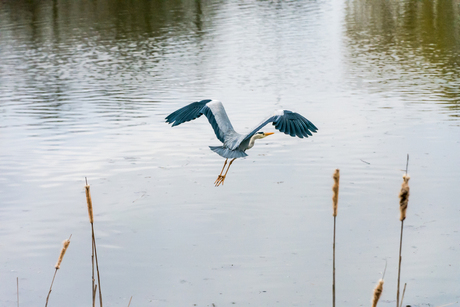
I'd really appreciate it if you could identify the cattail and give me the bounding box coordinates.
[46,236,71,307]
[372,279,384,307]
[85,179,103,307]
[399,174,410,221]
[332,169,340,216]
[85,185,94,223]
[331,169,340,307]
[55,239,71,269]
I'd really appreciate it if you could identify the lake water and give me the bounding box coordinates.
[1,0,459,306]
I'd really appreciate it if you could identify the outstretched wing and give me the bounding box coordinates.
[236,110,318,148]
[165,99,237,143]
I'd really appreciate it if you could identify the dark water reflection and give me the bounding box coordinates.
[344,0,460,116]
[1,1,459,306]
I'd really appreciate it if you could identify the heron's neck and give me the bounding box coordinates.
[247,134,262,150]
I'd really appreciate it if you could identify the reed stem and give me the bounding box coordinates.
[333,215,336,307]
[396,221,404,307]
[45,270,58,307]
[92,238,95,307]
[400,282,407,307]
[92,225,103,307]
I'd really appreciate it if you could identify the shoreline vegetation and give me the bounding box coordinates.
[13,159,454,306]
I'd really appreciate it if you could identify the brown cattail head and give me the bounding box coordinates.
[85,185,94,223]
[332,169,340,216]
[371,279,384,307]
[55,239,71,269]
[399,174,410,221]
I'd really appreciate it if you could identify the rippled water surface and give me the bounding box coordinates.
[1,0,459,306]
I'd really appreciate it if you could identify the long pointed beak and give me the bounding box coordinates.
[264,132,274,136]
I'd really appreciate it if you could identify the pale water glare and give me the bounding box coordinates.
[0,0,459,306]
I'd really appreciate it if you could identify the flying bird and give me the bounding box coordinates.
[165,99,318,186]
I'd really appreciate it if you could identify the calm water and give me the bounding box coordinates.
[1,0,459,306]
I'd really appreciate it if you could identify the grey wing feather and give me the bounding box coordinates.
[165,99,237,144]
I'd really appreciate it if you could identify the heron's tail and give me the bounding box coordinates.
[209,146,247,159]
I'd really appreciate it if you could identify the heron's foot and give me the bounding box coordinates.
[214,175,226,187]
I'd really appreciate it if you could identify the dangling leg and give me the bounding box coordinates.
[215,158,236,187]
[214,159,228,185]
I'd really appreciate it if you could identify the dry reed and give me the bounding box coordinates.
[331,169,340,307]
[371,279,384,307]
[397,155,410,307]
[55,239,71,269]
[399,174,410,221]
[371,260,387,307]
[85,183,94,224]
[332,169,340,217]
[45,236,72,307]
[85,178,103,307]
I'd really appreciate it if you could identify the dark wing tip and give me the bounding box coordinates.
[273,110,318,138]
[165,99,212,126]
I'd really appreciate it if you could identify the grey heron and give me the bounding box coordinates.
[165,99,318,186]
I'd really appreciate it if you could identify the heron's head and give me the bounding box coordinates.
[255,132,274,139]
[247,132,275,150]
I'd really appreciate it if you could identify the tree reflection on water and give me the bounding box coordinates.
[344,0,460,117]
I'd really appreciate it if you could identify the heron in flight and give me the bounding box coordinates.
[165,99,318,186]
